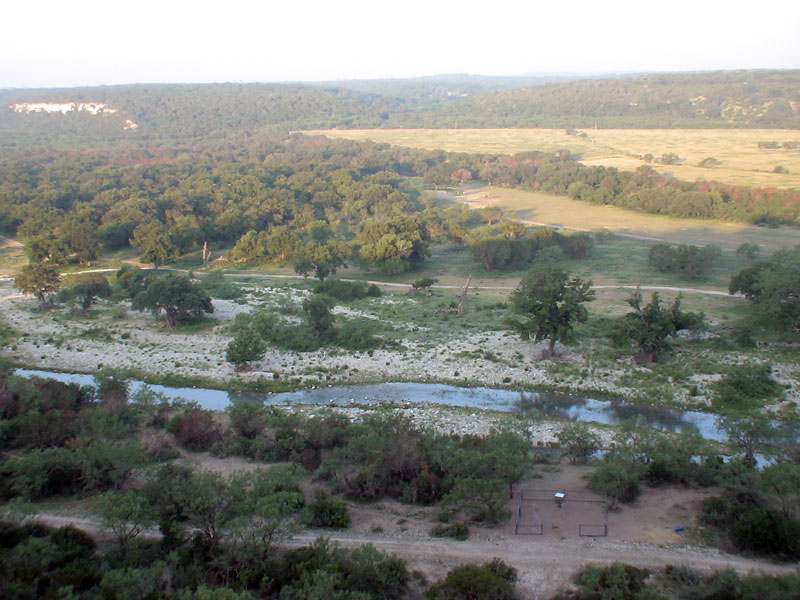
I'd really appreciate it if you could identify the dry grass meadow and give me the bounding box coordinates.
[448,184,800,253]
[304,128,800,188]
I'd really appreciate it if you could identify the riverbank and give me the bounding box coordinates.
[2,278,798,418]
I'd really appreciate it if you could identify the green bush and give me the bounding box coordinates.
[336,319,380,350]
[315,279,377,301]
[426,559,517,600]
[304,490,351,529]
[713,364,782,410]
[266,324,326,352]
[575,563,649,600]
[225,328,266,368]
[730,507,800,559]
[429,522,469,540]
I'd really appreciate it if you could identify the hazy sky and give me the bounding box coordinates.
[3,0,799,88]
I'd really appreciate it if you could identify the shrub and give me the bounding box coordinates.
[426,559,517,600]
[304,490,351,529]
[576,563,649,600]
[226,397,269,439]
[266,325,326,352]
[648,243,678,272]
[713,364,782,410]
[336,319,380,350]
[730,507,800,559]
[303,294,336,333]
[250,310,279,338]
[588,457,641,510]
[534,245,566,265]
[429,522,469,541]
[226,328,266,369]
[736,243,761,260]
[168,409,222,451]
[7,447,84,500]
[557,232,595,259]
[315,279,370,301]
[412,277,437,291]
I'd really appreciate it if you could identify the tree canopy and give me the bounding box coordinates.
[611,291,704,362]
[729,245,800,335]
[505,264,595,355]
[14,262,60,308]
[132,273,213,328]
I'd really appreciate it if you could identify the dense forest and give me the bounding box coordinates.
[2,70,799,153]
[2,135,798,274]
[394,70,800,129]
[0,136,798,287]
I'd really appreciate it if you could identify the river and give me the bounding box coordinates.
[15,368,727,441]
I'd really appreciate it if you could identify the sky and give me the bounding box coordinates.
[2,0,799,88]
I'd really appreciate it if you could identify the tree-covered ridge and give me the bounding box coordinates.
[0,83,399,147]
[2,70,800,152]
[386,70,800,129]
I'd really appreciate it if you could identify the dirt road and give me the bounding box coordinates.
[28,512,797,599]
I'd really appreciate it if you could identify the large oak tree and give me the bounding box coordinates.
[505,264,594,355]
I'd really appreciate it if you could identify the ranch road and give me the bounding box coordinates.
[26,512,797,599]
[57,267,744,299]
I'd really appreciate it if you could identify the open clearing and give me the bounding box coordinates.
[304,128,800,188]
[447,183,800,254]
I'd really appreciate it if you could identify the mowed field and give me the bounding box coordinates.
[304,128,800,188]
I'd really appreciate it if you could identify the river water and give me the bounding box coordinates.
[15,368,726,441]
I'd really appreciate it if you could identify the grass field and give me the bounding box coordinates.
[304,128,800,189]
[449,183,800,254]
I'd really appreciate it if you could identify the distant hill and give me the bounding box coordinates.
[0,83,395,149]
[315,73,587,103]
[2,70,799,150]
[379,70,800,129]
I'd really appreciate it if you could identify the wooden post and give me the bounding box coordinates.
[457,274,472,316]
[202,241,209,264]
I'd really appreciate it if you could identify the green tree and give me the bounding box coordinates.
[505,264,595,355]
[63,221,100,266]
[501,221,527,240]
[611,291,703,362]
[226,328,266,370]
[721,414,775,464]
[131,221,178,268]
[132,273,213,328]
[588,456,642,510]
[230,467,306,561]
[66,272,112,311]
[14,262,60,308]
[760,462,800,517]
[303,293,336,334]
[558,422,602,464]
[293,241,351,281]
[729,245,800,335]
[226,396,270,438]
[95,490,156,557]
[412,277,438,292]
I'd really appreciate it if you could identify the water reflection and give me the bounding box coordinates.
[7,369,736,442]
